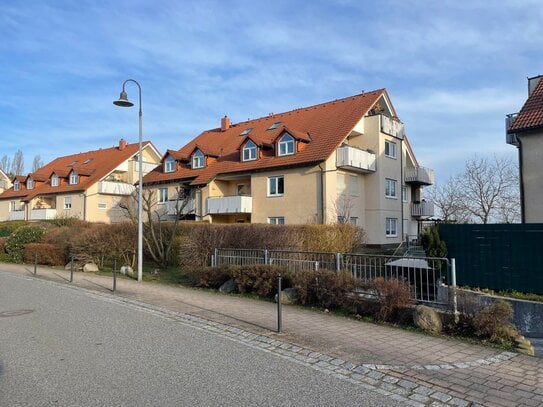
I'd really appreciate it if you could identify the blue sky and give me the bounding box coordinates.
[0,0,541,183]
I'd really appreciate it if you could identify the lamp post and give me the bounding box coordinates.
[113,79,143,282]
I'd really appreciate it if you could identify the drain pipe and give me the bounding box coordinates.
[517,138,525,223]
[318,163,325,224]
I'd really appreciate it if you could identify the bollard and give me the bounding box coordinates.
[34,252,37,275]
[70,254,74,283]
[113,258,117,294]
[277,274,282,333]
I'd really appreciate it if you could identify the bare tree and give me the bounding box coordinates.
[333,193,355,224]
[119,185,195,268]
[32,155,43,172]
[0,155,11,175]
[11,150,24,176]
[427,177,472,222]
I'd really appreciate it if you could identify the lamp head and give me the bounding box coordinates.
[113,90,134,107]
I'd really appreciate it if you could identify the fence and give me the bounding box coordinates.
[212,248,451,304]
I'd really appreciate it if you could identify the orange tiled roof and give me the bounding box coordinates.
[0,141,154,202]
[144,89,386,186]
[509,77,543,133]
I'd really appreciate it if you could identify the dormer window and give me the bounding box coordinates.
[242,140,257,161]
[69,171,79,185]
[164,156,175,173]
[27,178,34,190]
[278,133,295,156]
[13,180,20,191]
[192,150,204,169]
[51,174,59,187]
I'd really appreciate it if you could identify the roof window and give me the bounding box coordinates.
[83,158,93,164]
[267,122,282,130]
[68,161,77,167]
[240,128,253,136]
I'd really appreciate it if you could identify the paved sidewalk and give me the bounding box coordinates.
[2,263,542,407]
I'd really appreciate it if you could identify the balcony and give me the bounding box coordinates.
[31,208,57,220]
[207,195,252,214]
[411,201,434,217]
[8,210,25,221]
[505,113,519,146]
[405,167,434,185]
[135,161,158,175]
[165,199,195,216]
[98,181,136,195]
[380,115,405,139]
[336,146,376,173]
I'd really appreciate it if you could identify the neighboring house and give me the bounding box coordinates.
[0,168,12,194]
[506,74,543,223]
[143,90,434,246]
[0,139,161,223]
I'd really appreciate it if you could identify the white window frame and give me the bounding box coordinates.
[385,178,397,198]
[26,178,34,190]
[385,140,397,158]
[268,216,285,225]
[10,201,16,211]
[268,176,284,197]
[402,186,407,202]
[242,140,257,161]
[51,174,59,187]
[386,217,398,237]
[278,134,295,156]
[159,188,168,204]
[13,180,20,191]
[64,196,72,210]
[69,172,79,185]
[164,156,175,173]
[192,150,204,169]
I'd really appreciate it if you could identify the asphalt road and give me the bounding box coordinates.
[0,272,399,407]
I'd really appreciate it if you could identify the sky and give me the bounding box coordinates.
[1,0,542,184]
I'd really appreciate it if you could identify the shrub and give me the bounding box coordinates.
[371,278,415,323]
[0,220,27,237]
[5,225,46,263]
[0,237,6,253]
[420,226,447,258]
[185,266,231,289]
[473,300,518,344]
[23,243,65,266]
[229,265,289,297]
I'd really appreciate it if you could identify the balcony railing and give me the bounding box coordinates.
[380,115,405,139]
[98,181,136,195]
[411,201,434,218]
[135,161,158,175]
[336,146,376,173]
[207,195,253,214]
[165,199,195,216]
[8,210,25,221]
[405,167,434,185]
[31,208,57,220]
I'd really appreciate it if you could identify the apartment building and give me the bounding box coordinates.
[0,139,161,223]
[143,90,434,246]
[506,74,543,223]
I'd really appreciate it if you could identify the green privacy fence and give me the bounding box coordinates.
[439,223,543,294]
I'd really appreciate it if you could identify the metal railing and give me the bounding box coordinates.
[212,248,451,304]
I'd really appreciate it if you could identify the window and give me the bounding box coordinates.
[268,217,285,225]
[68,161,77,167]
[240,128,253,136]
[192,150,204,169]
[64,197,72,209]
[267,121,282,130]
[268,176,284,196]
[385,140,397,158]
[385,178,397,198]
[83,158,93,164]
[402,186,407,202]
[10,201,16,211]
[159,188,168,203]
[164,156,175,173]
[98,198,107,209]
[13,180,20,191]
[242,140,257,161]
[237,184,249,196]
[386,218,397,237]
[349,175,358,196]
[51,174,59,187]
[27,179,34,190]
[69,172,79,185]
[350,217,358,225]
[278,134,294,156]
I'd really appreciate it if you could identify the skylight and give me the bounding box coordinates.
[68,161,77,167]
[240,128,253,136]
[267,122,282,130]
[83,158,93,164]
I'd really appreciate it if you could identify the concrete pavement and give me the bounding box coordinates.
[1,262,542,407]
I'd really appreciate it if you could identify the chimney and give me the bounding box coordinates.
[528,75,543,96]
[119,138,127,150]
[221,115,231,131]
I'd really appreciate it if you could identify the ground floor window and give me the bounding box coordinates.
[268,216,285,225]
[386,217,397,237]
[159,188,168,203]
[64,196,72,210]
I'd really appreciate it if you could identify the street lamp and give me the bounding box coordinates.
[113,79,143,282]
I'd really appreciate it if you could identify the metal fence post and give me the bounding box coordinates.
[70,254,74,283]
[277,273,282,333]
[336,253,341,272]
[214,248,218,267]
[264,249,268,265]
[34,252,37,275]
[451,258,459,322]
[113,258,117,294]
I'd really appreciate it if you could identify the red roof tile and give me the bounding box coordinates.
[144,89,387,186]
[509,77,543,132]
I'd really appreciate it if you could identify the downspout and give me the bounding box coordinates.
[318,163,325,224]
[400,138,404,242]
[517,137,525,223]
[83,193,87,221]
